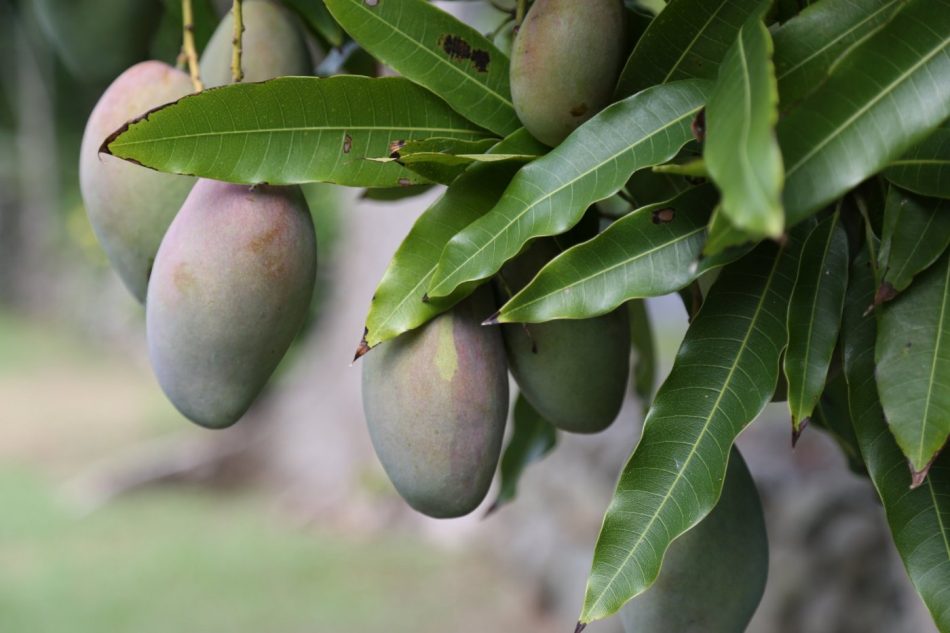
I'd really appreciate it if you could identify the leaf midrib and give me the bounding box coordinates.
[914,258,950,466]
[431,104,703,296]
[661,0,733,83]
[336,0,514,109]
[785,33,950,176]
[584,244,785,620]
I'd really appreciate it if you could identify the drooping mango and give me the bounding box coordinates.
[147,180,316,429]
[79,61,196,303]
[619,449,769,633]
[361,288,509,518]
[500,240,629,434]
[509,0,626,146]
[200,0,311,88]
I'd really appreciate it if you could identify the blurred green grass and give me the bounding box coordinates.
[0,310,546,633]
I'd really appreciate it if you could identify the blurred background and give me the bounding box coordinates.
[0,1,940,632]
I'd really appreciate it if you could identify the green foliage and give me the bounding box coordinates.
[80,0,950,629]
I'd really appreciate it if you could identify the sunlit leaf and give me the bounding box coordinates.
[493,185,716,324]
[615,0,770,99]
[324,0,520,136]
[884,125,950,199]
[772,0,905,107]
[876,250,950,478]
[103,76,494,187]
[843,247,950,629]
[428,79,711,300]
[785,211,849,434]
[360,129,546,352]
[779,0,950,226]
[580,233,804,624]
[705,13,784,238]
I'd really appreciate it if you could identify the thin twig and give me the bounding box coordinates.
[182,0,203,92]
[515,0,527,25]
[231,0,244,83]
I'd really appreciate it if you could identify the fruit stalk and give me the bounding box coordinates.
[182,0,203,91]
[231,0,244,83]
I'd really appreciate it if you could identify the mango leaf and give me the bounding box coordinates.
[102,76,494,188]
[486,394,558,515]
[492,186,715,324]
[785,211,849,435]
[428,79,711,300]
[772,0,905,108]
[369,137,533,185]
[884,125,950,199]
[705,13,784,238]
[812,368,867,475]
[579,234,804,624]
[359,129,546,352]
[615,0,770,99]
[876,250,950,479]
[323,0,520,136]
[628,299,658,413]
[779,0,950,226]
[843,247,950,630]
[702,204,758,256]
[281,0,344,47]
[878,186,950,301]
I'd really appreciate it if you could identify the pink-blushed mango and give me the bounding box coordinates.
[501,240,629,433]
[620,450,769,633]
[147,180,316,429]
[200,0,311,88]
[509,0,626,146]
[79,61,195,303]
[361,288,509,519]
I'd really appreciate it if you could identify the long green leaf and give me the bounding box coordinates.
[628,299,658,412]
[876,250,950,478]
[785,211,849,434]
[103,76,494,188]
[779,0,950,226]
[360,129,546,352]
[702,204,758,256]
[487,394,558,514]
[772,0,906,107]
[281,0,344,47]
[579,235,803,624]
[879,186,950,299]
[615,0,769,99]
[324,0,519,136]
[843,247,950,630]
[428,79,711,300]
[705,14,784,238]
[493,186,716,324]
[884,125,950,199]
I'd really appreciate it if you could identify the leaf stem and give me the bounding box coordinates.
[231,0,244,83]
[182,0,203,92]
[515,0,527,25]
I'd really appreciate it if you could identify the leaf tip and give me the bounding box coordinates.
[574,622,587,633]
[909,456,935,489]
[482,311,501,326]
[791,418,809,448]
[874,282,898,307]
[483,499,501,519]
[353,330,371,363]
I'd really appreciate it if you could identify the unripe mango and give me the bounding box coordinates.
[80,61,195,303]
[501,240,629,433]
[147,180,316,429]
[509,0,626,146]
[620,450,769,633]
[200,0,311,88]
[361,289,509,518]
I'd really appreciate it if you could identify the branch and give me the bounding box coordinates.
[231,0,244,83]
[182,0,203,92]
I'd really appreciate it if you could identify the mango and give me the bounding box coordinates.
[361,288,509,518]
[501,240,629,433]
[200,0,311,88]
[147,180,316,429]
[79,61,196,303]
[509,0,626,146]
[32,0,162,83]
[620,449,769,633]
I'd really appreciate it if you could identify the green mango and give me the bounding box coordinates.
[79,61,195,303]
[147,180,316,429]
[199,0,311,88]
[509,0,626,146]
[620,449,769,633]
[32,0,162,83]
[500,240,630,434]
[361,288,509,518]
